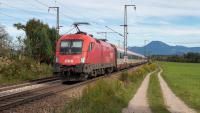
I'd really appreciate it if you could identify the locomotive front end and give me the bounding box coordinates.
[53,34,89,80]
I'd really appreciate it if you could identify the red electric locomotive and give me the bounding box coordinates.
[54,23,147,81]
[54,23,116,80]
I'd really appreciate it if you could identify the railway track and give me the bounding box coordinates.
[0,64,144,112]
[0,76,61,92]
[0,76,103,111]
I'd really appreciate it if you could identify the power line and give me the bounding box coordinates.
[96,32,116,39]
[35,0,74,19]
[0,12,26,22]
[54,0,104,26]
[34,0,49,7]
[64,27,75,34]
[54,0,124,38]
[59,12,75,20]
[34,0,74,21]
[105,26,124,38]
[32,0,123,37]
[20,0,49,11]
[2,2,51,15]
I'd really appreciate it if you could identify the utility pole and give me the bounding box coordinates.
[48,7,60,37]
[121,4,136,57]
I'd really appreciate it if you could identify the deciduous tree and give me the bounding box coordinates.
[14,19,58,64]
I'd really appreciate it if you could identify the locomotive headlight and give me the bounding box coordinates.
[56,57,59,63]
[81,57,85,63]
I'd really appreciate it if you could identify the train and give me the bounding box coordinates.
[54,24,147,81]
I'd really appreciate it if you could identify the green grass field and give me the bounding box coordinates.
[160,62,200,113]
[148,70,170,113]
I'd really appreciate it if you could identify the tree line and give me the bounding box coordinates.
[152,52,200,63]
[0,19,59,64]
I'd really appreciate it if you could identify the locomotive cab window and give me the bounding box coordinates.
[60,40,83,55]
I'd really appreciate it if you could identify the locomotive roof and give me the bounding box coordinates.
[60,34,145,58]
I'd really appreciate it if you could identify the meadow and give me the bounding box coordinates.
[160,62,200,112]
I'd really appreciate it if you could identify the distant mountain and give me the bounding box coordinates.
[129,41,200,56]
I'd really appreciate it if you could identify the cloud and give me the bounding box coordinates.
[1,0,200,47]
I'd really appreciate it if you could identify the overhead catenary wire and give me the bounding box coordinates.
[34,0,49,7]
[54,0,103,26]
[0,12,27,22]
[34,0,74,21]
[1,2,53,15]
[1,0,134,43]
[2,0,126,43]
[63,27,76,34]
[1,2,63,27]
[34,1,94,35]
[53,0,126,39]
[53,0,122,35]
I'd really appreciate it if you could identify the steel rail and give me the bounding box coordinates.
[0,76,61,92]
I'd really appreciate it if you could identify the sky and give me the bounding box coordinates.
[0,0,200,47]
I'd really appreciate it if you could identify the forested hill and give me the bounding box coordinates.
[129,41,200,56]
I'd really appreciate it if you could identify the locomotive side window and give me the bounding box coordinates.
[88,42,94,52]
[117,52,120,58]
[120,52,123,59]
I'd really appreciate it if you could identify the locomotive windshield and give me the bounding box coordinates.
[60,40,83,54]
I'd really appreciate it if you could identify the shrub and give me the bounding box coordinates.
[120,63,157,83]
[0,57,52,84]
[119,71,129,82]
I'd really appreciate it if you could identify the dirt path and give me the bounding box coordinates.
[158,69,197,113]
[122,72,154,113]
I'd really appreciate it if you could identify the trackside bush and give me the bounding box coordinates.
[0,57,52,85]
[121,63,156,83]
[63,63,157,113]
[119,71,129,82]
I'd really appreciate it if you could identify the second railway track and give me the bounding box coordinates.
[0,76,103,111]
[0,76,61,92]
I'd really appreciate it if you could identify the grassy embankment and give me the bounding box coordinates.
[160,62,200,113]
[0,57,52,85]
[62,63,157,113]
[148,69,170,113]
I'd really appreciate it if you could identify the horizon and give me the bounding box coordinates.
[1,0,200,47]
[129,40,200,48]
